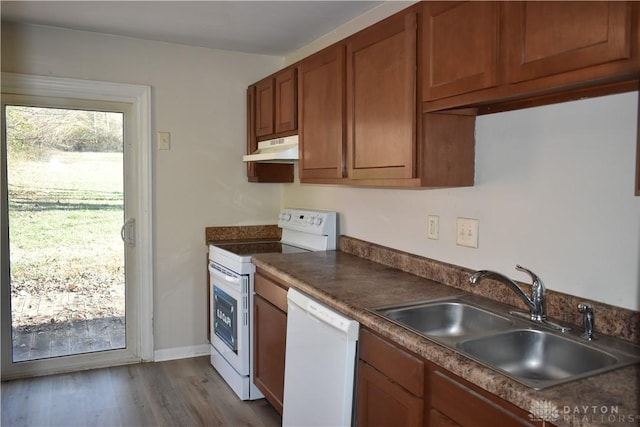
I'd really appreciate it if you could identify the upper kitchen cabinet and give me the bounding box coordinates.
[422,2,499,101]
[298,44,346,181]
[346,7,418,182]
[246,68,296,182]
[422,1,640,113]
[246,84,294,183]
[255,68,298,138]
[503,2,636,84]
[274,68,298,134]
[255,78,274,137]
[297,4,476,188]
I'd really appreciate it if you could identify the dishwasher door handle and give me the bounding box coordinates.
[287,288,358,338]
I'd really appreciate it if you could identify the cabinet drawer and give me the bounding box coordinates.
[359,329,424,397]
[430,369,534,427]
[254,272,288,313]
[429,408,460,427]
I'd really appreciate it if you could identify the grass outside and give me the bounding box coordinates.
[8,150,125,327]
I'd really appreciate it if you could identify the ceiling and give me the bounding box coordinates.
[1,1,386,56]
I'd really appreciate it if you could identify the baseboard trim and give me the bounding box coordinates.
[154,344,211,362]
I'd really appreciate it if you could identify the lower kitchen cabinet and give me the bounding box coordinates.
[429,367,537,427]
[357,328,425,427]
[358,361,424,427]
[357,328,551,427]
[429,408,460,427]
[253,271,289,414]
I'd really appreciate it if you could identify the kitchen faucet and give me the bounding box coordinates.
[469,265,547,322]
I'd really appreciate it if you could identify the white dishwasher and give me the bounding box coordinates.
[282,288,359,427]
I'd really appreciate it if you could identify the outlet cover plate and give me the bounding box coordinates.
[427,215,439,240]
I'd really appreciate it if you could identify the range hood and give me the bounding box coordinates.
[243,135,298,163]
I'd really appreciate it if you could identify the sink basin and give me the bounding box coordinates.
[457,329,618,389]
[376,300,512,338]
[371,296,640,389]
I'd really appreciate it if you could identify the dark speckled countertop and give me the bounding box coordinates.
[251,250,640,427]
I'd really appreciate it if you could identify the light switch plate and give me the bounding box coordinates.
[158,131,171,150]
[456,217,479,248]
[427,215,439,240]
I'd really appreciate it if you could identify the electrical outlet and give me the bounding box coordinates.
[456,217,479,248]
[427,215,439,240]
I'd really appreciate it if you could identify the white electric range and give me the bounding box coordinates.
[208,208,337,400]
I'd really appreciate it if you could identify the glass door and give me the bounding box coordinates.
[1,93,141,377]
[6,104,126,361]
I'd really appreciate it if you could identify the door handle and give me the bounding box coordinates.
[120,218,136,247]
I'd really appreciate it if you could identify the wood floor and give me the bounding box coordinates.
[1,356,282,427]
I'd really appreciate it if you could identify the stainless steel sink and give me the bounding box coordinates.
[457,329,620,389]
[375,299,512,339]
[370,295,640,389]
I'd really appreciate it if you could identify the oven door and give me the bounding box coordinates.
[209,261,250,376]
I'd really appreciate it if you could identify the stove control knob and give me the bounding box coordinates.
[281,213,292,221]
[314,217,323,226]
[306,216,315,226]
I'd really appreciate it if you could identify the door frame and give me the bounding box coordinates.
[0,72,154,378]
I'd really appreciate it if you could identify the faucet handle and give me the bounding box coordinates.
[515,265,546,321]
[515,265,542,287]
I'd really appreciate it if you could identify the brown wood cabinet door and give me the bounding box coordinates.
[422,1,499,101]
[255,78,274,137]
[346,9,417,180]
[421,112,475,187]
[430,409,461,427]
[298,44,346,180]
[253,294,286,414]
[246,85,294,183]
[504,1,633,84]
[357,361,424,427]
[274,68,297,134]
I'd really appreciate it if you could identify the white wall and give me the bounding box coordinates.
[283,93,640,310]
[1,22,284,351]
[282,4,640,311]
